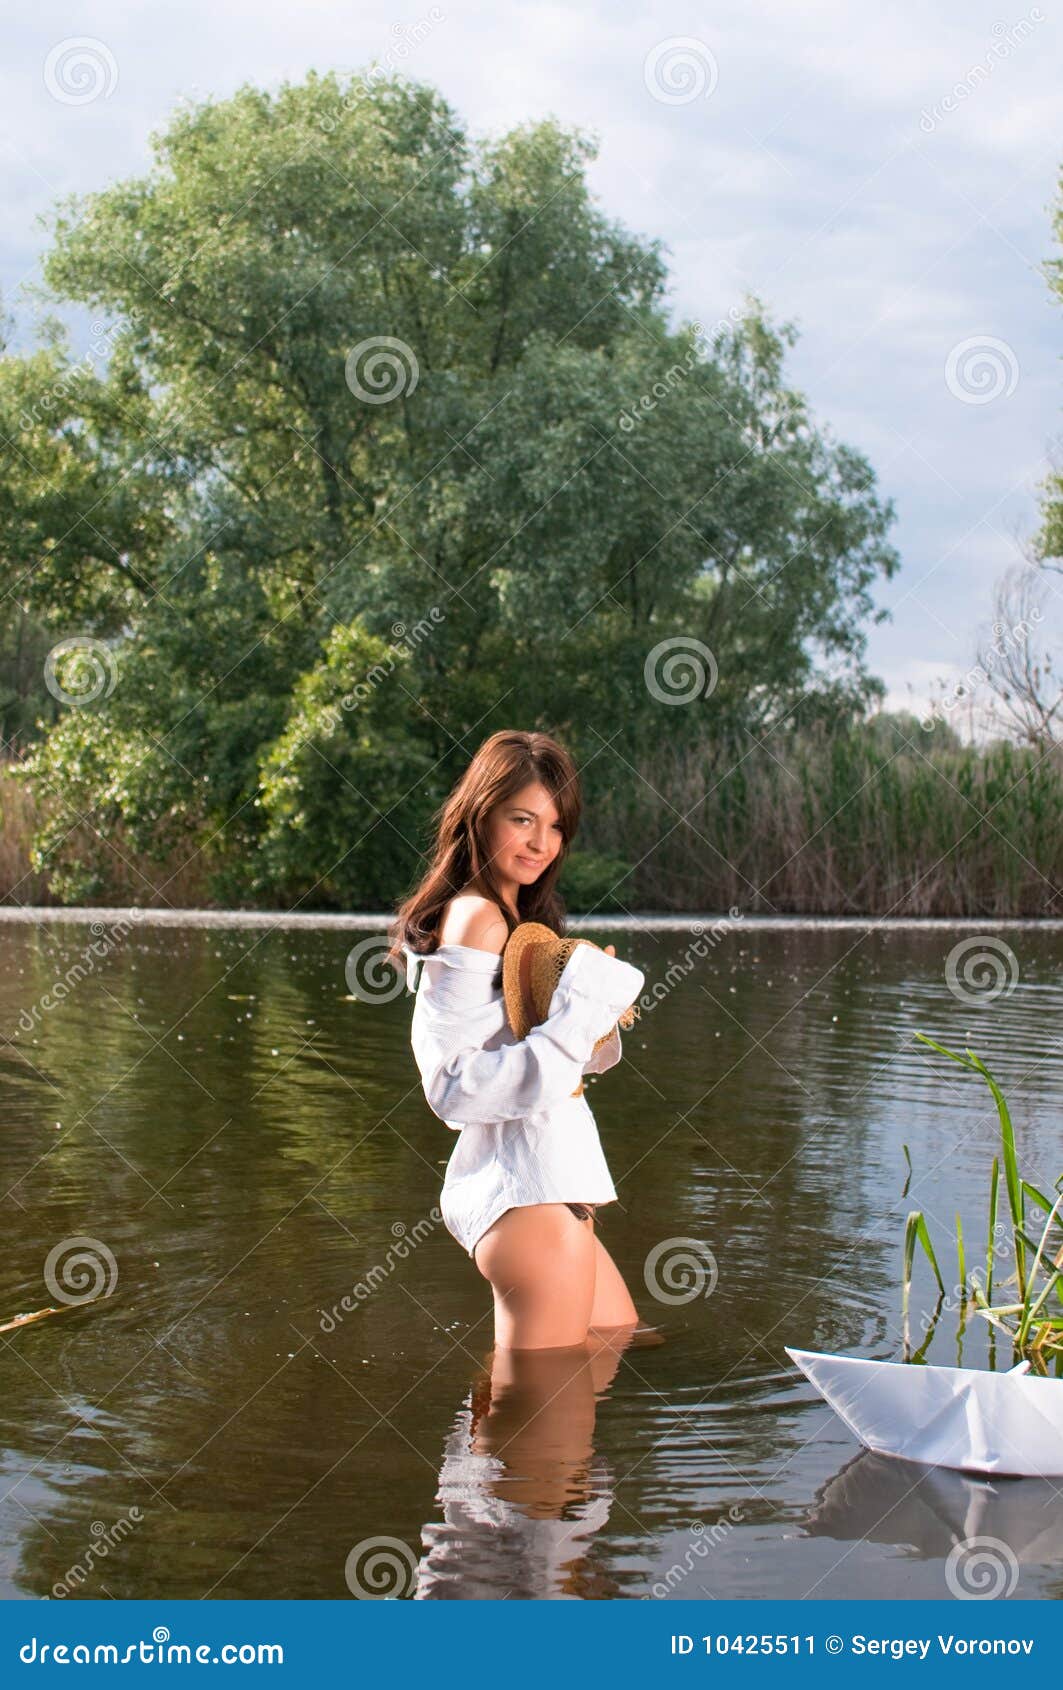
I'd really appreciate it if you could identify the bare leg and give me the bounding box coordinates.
[587,1233,640,1330]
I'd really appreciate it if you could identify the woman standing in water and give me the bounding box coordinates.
[390,729,651,1352]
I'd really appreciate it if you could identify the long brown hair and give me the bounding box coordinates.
[388,730,582,965]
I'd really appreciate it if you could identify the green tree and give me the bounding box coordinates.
[2,71,899,907]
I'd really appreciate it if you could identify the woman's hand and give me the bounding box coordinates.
[604,943,616,957]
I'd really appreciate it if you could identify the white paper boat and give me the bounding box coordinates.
[785,1346,1063,1478]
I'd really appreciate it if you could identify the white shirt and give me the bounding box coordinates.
[403,940,646,1258]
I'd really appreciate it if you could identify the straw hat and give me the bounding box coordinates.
[501,921,639,1096]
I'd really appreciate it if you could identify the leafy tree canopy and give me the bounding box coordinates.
[0,70,899,906]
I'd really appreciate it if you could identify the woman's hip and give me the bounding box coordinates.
[470,1200,598,1279]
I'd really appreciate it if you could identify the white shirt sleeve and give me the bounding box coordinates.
[418,945,644,1128]
[582,1021,623,1077]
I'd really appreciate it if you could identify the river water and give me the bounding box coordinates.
[1,911,1060,1601]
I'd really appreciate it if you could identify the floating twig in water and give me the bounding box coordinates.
[0,1305,72,1334]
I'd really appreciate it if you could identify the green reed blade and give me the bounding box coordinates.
[1022,1180,1054,1214]
[914,1032,974,1070]
[965,1051,1026,1299]
[903,1209,944,1319]
[986,1156,999,1302]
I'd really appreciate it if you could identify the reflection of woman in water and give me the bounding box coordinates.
[415,1339,631,1600]
[389,728,657,1352]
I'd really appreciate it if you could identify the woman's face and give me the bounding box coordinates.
[484,780,564,890]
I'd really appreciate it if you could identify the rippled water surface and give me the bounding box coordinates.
[1,914,1061,1601]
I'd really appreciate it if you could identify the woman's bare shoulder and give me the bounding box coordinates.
[438,892,509,955]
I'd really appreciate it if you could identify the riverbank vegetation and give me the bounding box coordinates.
[1,71,1061,915]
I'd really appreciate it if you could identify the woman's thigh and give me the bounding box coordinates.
[473,1203,597,1350]
[588,1234,640,1329]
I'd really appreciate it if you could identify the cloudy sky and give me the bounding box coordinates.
[3,0,1061,717]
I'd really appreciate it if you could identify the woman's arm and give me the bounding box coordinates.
[419,945,645,1127]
